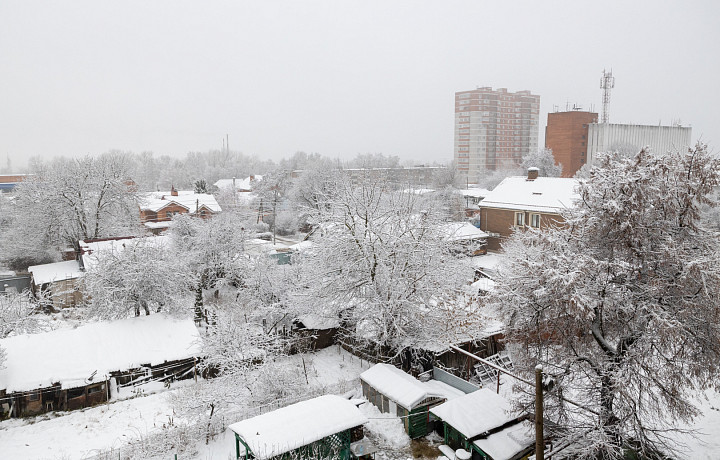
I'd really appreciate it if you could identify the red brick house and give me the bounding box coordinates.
[479,168,579,251]
[139,186,221,233]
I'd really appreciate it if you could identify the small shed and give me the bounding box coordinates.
[28,260,84,309]
[292,313,340,350]
[430,389,533,460]
[360,364,455,439]
[228,394,368,460]
[0,314,201,418]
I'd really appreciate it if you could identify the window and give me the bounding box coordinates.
[88,385,104,395]
[29,391,40,401]
[68,388,85,399]
[515,212,525,227]
[530,214,541,228]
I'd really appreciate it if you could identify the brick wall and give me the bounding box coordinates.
[480,207,564,251]
[545,111,598,177]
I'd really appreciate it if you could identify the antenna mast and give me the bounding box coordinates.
[600,69,615,124]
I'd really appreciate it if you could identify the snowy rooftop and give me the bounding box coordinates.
[28,260,83,285]
[139,191,221,213]
[480,176,579,213]
[457,188,491,199]
[79,236,170,271]
[214,175,263,191]
[442,222,489,241]
[228,394,367,460]
[0,314,201,392]
[430,389,520,438]
[360,364,447,409]
[296,313,340,330]
[473,420,534,460]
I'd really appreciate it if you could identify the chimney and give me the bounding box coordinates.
[171,185,178,197]
[527,167,539,181]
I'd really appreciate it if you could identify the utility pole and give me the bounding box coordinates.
[535,365,544,460]
[272,186,278,245]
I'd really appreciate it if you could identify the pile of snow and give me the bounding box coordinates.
[0,314,201,392]
[359,400,410,450]
[228,394,368,460]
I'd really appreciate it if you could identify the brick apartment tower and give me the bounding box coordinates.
[454,87,540,183]
[545,110,598,177]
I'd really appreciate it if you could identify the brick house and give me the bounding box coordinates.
[139,186,221,233]
[479,168,578,251]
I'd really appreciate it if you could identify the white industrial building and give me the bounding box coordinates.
[587,123,692,165]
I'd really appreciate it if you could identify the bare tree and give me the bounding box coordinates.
[489,144,720,459]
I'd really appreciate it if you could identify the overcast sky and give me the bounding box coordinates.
[1,1,718,170]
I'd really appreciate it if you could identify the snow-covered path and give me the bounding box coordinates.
[0,389,177,459]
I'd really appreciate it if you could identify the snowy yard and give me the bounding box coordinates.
[0,346,375,460]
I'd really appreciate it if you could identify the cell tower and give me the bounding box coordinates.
[600,69,615,124]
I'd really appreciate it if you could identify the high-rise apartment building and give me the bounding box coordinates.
[454,87,540,182]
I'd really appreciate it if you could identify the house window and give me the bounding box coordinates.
[530,213,541,228]
[29,391,40,401]
[515,212,525,227]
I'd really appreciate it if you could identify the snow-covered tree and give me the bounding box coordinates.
[296,176,473,357]
[83,237,190,319]
[490,144,720,458]
[0,153,140,268]
[522,147,563,177]
[170,213,249,321]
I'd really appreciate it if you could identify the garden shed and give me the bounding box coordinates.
[360,363,463,439]
[0,314,201,418]
[430,389,533,460]
[228,394,369,460]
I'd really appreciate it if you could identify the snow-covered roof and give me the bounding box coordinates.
[214,175,263,191]
[402,188,435,195]
[228,394,367,460]
[473,420,534,460]
[144,221,171,229]
[139,191,221,213]
[0,314,201,393]
[296,313,340,330]
[430,389,519,438]
[479,176,579,213]
[466,278,496,294]
[471,253,504,272]
[28,260,83,285]
[457,188,491,199]
[79,236,170,271]
[442,222,489,241]
[360,364,446,409]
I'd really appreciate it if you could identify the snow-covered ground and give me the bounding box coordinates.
[0,346,373,460]
[2,345,717,460]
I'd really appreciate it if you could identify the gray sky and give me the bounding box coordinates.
[1,1,718,170]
